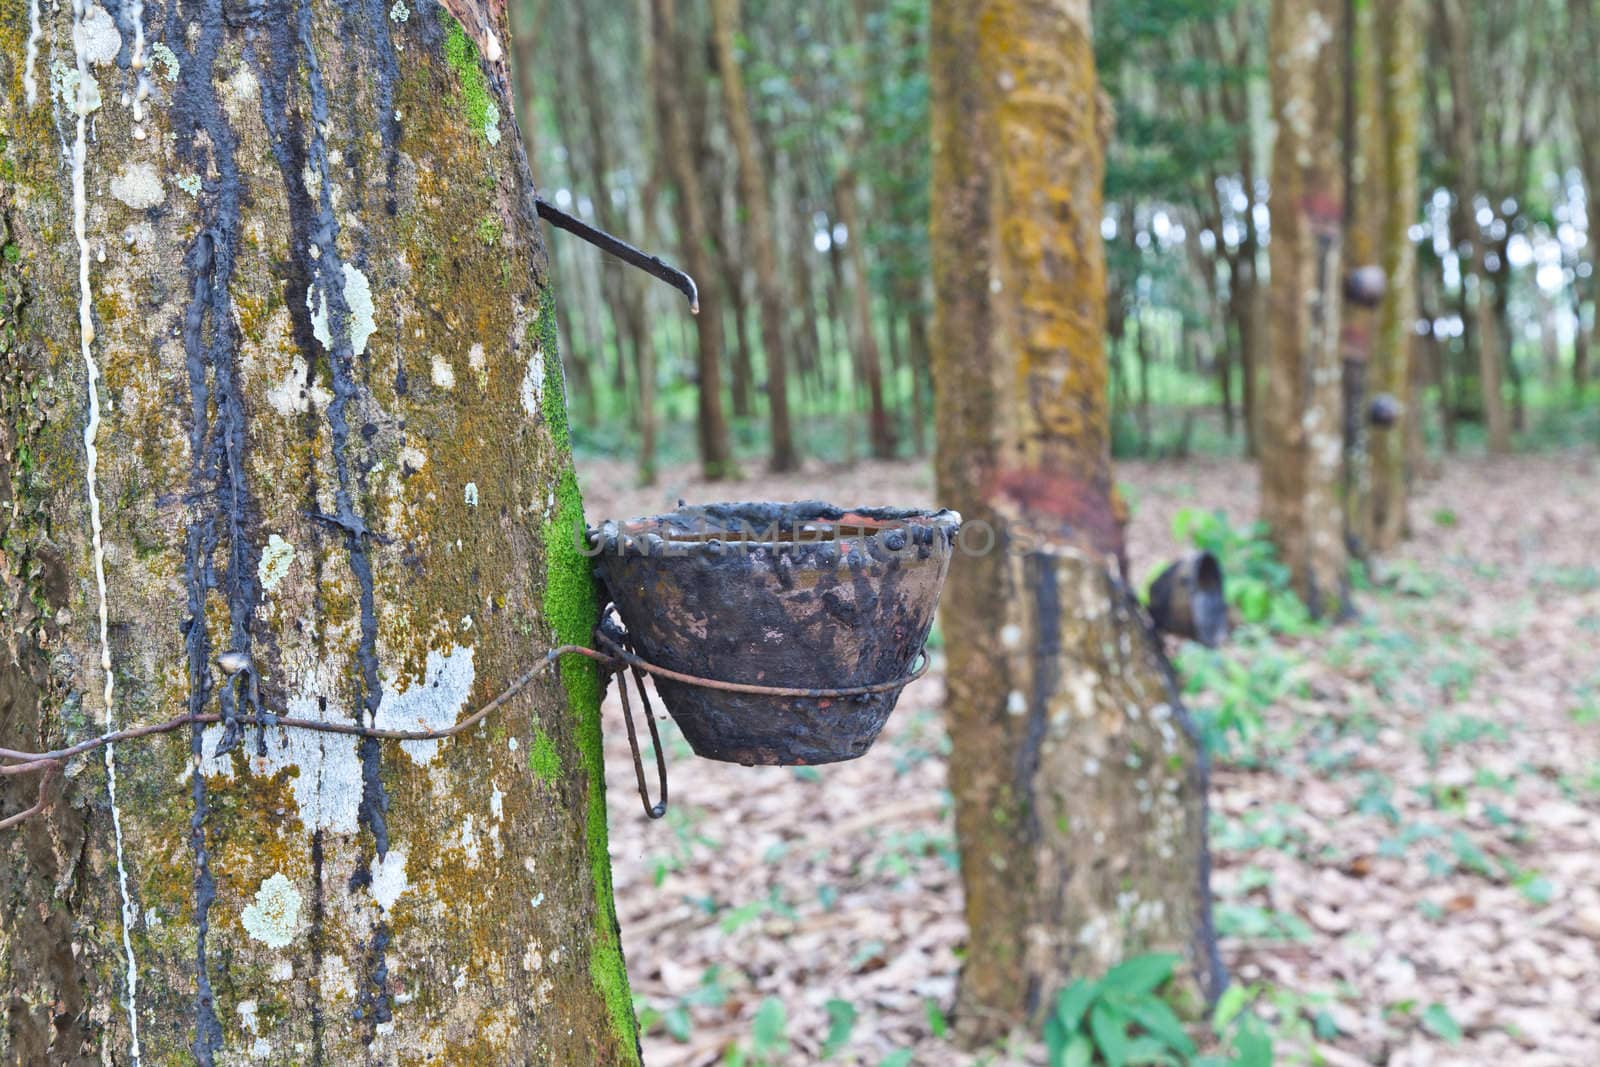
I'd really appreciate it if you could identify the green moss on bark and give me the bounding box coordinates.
[441,13,500,145]
[528,727,560,783]
[535,289,639,1059]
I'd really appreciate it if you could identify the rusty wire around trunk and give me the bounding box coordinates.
[0,606,929,828]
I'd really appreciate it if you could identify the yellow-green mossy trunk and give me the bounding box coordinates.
[930,0,1223,1043]
[1263,0,1350,619]
[1341,0,1384,559]
[0,3,639,1063]
[1369,0,1423,552]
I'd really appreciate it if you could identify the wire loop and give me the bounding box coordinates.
[1,604,930,828]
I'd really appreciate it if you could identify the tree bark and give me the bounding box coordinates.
[1436,0,1510,454]
[1370,0,1423,552]
[573,2,663,469]
[711,0,799,471]
[1263,0,1350,619]
[0,3,641,1063]
[1342,0,1384,562]
[650,0,736,479]
[1565,2,1599,394]
[931,0,1223,1042]
[836,0,895,461]
[834,173,895,460]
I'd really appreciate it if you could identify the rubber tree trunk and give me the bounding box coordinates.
[0,4,639,1063]
[572,1,659,486]
[650,0,736,479]
[930,0,1223,1042]
[711,0,798,472]
[1341,0,1384,562]
[1369,0,1423,552]
[1262,0,1350,619]
[834,173,895,460]
[1436,0,1510,454]
[1569,0,1600,395]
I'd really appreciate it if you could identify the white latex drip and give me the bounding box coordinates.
[24,0,42,107]
[71,0,142,1060]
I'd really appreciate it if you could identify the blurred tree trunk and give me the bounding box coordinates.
[838,0,895,460]
[1370,0,1424,551]
[636,156,664,485]
[931,0,1223,1042]
[785,160,825,398]
[571,6,643,408]
[1263,0,1350,619]
[591,0,658,486]
[834,174,895,459]
[822,186,852,435]
[1436,0,1510,453]
[1573,283,1592,394]
[537,10,612,424]
[1342,0,1385,561]
[1563,0,1597,394]
[543,37,608,424]
[1236,235,1267,456]
[1234,2,1268,457]
[905,297,932,456]
[712,0,800,471]
[687,34,756,426]
[0,3,640,1062]
[651,0,736,478]
[719,252,756,419]
[1568,0,1594,403]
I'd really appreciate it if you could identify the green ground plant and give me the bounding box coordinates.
[1042,954,1274,1067]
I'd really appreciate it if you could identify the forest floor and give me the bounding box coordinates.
[577,450,1600,1067]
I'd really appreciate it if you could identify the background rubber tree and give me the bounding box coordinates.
[1261,0,1350,619]
[1568,0,1600,394]
[1369,0,1424,552]
[0,3,639,1062]
[1341,0,1385,560]
[931,0,1224,1043]
[649,0,737,480]
[710,0,799,473]
[1434,0,1511,455]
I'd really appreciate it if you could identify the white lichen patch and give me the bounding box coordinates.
[430,354,455,389]
[224,63,259,122]
[389,0,410,21]
[373,645,476,765]
[321,954,356,999]
[241,873,302,949]
[484,101,502,146]
[309,263,377,356]
[258,534,295,592]
[468,342,486,372]
[463,482,479,508]
[457,815,481,867]
[177,174,202,197]
[109,163,165,209]
[266,351,333,416]
[23,0,41,107]
[150,41,179,81]
[199,685,365,834]
[51,61,101,115]
[80,6,122,65]
[370,850,409,913]
[520,346,545,416]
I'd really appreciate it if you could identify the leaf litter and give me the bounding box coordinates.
[578,450,1600,1066]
